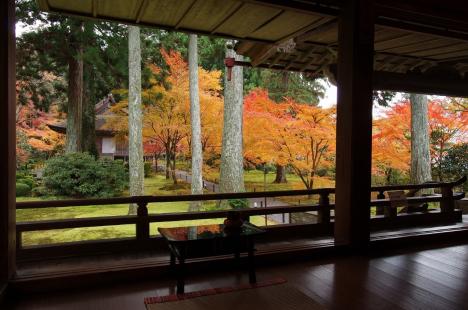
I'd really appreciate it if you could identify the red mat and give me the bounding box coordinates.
[144,278,287,305]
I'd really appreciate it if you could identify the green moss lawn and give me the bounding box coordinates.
[17,174,272,246]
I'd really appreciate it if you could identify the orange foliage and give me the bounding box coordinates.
[372,99,467,177]
[105,49,223,170]
[16,101,64,163]
[372,102,411,175]
[244,89,336,189]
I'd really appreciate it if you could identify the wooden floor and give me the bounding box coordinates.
[7,241,468,310]
[15,216,468,280]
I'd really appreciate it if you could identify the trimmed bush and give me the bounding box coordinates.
[43,153,128,198]
[16,183,31,197]
[17,177,34,189]
[144,162,152,177]
[32,186,49,197]
[228,198,249,210]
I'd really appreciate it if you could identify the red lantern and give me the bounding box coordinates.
[224,57,236,81]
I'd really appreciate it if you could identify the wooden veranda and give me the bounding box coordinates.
[1,0,468,308]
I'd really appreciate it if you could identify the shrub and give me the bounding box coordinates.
[144,162,152,177]
[16,183,31,197]
[32,186,49,197]
[228,198,249,210]
[316,168,328,177]
[43,153,128,198]
[17,177,34,189]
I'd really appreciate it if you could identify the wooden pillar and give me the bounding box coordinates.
[0,0,16,299]
[334,0,375,248]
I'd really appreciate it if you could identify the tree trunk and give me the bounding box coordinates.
[410,94,432,194]
[165,150,170,179]
[65,24,83,153]
[81,64,97,156]
[171,155,178,185]
[188,34,203,211]
[219,41,245,193]
[128,26,144,215]
[153,154,158,172]
[273,164,287,183]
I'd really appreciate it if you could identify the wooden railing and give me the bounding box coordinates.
[15,176,466,260]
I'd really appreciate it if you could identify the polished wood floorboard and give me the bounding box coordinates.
[16,216,468,280]
[8,242,468,310]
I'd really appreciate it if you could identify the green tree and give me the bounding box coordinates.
[439,143,468,191]
[16,0,130,154]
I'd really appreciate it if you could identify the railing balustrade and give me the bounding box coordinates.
[15,176,466,260]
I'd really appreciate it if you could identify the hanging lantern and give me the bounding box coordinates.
[224,57,236,81]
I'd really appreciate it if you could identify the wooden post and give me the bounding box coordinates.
[384,203,397,218]
[136,202,150,242]
[0,0,16,295]
[318,192,331,224]
[440,186,454,213]
[334,0,375,249]
[376,191,385,215]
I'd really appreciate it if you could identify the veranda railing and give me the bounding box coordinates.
[15,176,466,260]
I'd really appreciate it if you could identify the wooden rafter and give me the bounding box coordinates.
[209,2,244,34]
[174,0,198,29]
[92,0,98,18]
[250,17,335,66]
[250,9,285,34]
[134,0,149,24]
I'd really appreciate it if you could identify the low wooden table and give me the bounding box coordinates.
[158,222,266,294]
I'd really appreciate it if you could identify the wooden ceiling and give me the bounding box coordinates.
[37,0,468,95]
[237,21,468,79]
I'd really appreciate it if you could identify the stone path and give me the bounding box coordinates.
[159,167,290,224]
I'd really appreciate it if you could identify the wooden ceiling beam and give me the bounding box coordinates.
[239,0,339,17]
[250,9,285,34]
[373,70,468,97]
[210,2,244,34]
[376,17,468,43]
[233,60,318,73]
[250,17,335,67]
[92,0,98,18]
[174,0,198,29]
[295,18,338,43]
[268,53,284,68]
[134,0,149,24]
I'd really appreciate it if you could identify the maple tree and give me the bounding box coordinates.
[244,89,335,190]
[372,99,467,183]
[16,80,65,165]
[372,102,411,180]
[105,49,223,184]
[428,99,468,181]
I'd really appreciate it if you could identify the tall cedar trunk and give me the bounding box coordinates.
[82,64,97,156]
[65,23,83,153]
[410,94,432,194]
[128,26,144,215]
[273,164,287,183]
[219,42,245,193]
[188,34,203,211]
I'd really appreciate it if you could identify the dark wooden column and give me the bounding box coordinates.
[0,0,16,299]
[334,0,375,248]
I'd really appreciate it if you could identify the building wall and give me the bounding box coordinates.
[102,137,116,154]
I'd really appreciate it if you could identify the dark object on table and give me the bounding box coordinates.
[224,211,244,234]
[158,223,266,294]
